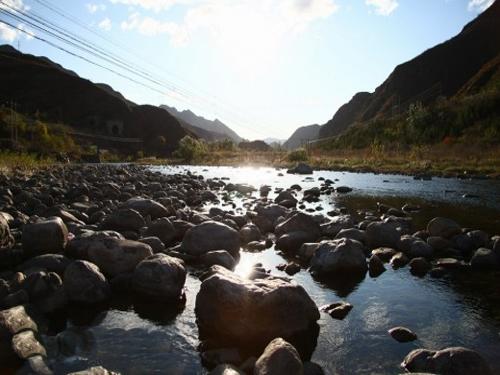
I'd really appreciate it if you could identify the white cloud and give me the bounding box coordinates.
[109,0,188,13]
[366,0,398,16]
[86,3,107,13]
[0,23,18,42]
[467,0,494,12]
[98,17,112,31]
[0,22,34,42]
[0,0,29,11]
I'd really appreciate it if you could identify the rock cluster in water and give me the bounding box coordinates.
[0,164,498,374]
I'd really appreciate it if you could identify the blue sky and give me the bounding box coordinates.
[0,0,494,140]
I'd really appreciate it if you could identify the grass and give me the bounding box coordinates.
[0,151,55,174]
[137,143,500,178]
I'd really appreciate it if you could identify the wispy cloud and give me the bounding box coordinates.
[86,3,107,13]
[467,0,494,12]
[365,0,398,16]
[0,22,34,42]
[119,0,339,47]
[109,0,188,13]
[0,0,29,11]
[98,17,112,31]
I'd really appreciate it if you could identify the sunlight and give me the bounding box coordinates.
[233,253,258,279]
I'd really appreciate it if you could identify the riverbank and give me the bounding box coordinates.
[138,144,500,179]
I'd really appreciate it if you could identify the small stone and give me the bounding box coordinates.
[388,326,417,342]
[321,301,353,320]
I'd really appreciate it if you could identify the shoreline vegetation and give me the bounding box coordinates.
[1,144,499,179]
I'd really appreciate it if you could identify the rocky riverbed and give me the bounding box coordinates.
[0,164,499,374]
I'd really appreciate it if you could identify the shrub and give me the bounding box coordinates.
[173,136,207,162]
[287,148,308,162]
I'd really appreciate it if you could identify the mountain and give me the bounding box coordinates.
[319,1,500,139]
[0,45,190,155]
[283,124,321,150]
[161,104,242,143]
[263,137,285,146]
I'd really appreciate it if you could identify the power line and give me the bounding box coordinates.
[1,2,280,138]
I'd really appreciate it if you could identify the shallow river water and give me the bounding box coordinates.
[44,166,500,375]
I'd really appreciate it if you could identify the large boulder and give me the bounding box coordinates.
[239,224,262,245]
[64,260,110,304]
[181,221,240,256]
[66,230,124,259]
[17,254,71,276]
[22,217,68,255]
[275,212,320,239]
[200,250,236,270]
[195,266,319,356]
[144,217,177,247]
[87,238,153,277]
[132,254,186,300]
[365,222,400,249]
[121,197,169,219]
[287,163,313,175]
[401,347,492,375]
[427,217,461,238]
[254,338,303,375]
[470,248,499,270]
[310,239,367,276]
[100,208,145,232]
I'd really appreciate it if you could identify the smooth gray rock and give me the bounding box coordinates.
[254,338,303,375]
[388,326,417,342]
[366,222,400,249]
[144,217,177,247]
[427,217,461,238]
[310,239,367,276]
[100,208,145,232]
[64,260,110,304]
[401,347,492,375]
[200,250,236,270]
[471,248,499,269]
[181,221,240,256]
[87,238,153,277]
[121,197,169,219]
[132,254,186,300]
[22,217,68,255]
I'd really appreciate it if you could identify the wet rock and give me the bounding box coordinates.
[209,364,244,375]
[368,254,386,277]
[388,326,417,342]
[100,208,145,232]
[22,217,68,255]
[321,301,353,320]
[64,260,110,304]
[87,238,153,277]
[195,266,319,356]
[427,236,451,251]
[366,222,400,249]
[371,247,397,262]
[275,212,321,240]
[200,250,236,270]
[66,230,125,259]
[287,163,313,175]
[335,186,352,194]
[276,232,315,253]
[144,217,177,247]
[451,233,475,254]
[132,254,186,300]
[409,241,434,259]
[18,354,53,375]
[320,215,354,237]
[138,236,165,253]
[427,217,461,239]
[254,338,303,375]
[335,228,366,243]
[303,361,325,375]
[284,262,301,276]
[467,230,489,249]
[401,347,492,375]
[201,347,242,367]
[390,253,409,269]
[12,330,46,359]
[297,243,321,261]
[121,197,169,219]
[239,224,262,245]
[275,191,298,207]
[470,248,499,270]
[181,221,240,257]
[17,254,71,276]
[310,239,367,276]
[435,258,462,269]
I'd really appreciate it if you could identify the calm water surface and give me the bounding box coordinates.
[44,166,500,375]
